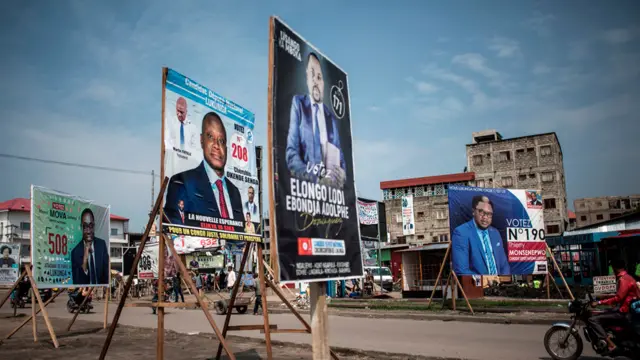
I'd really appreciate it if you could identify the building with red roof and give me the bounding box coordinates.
[0,197,129,271]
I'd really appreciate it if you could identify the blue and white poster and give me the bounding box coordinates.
[449,185,547,275]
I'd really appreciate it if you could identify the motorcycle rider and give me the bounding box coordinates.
[589,258,640,352]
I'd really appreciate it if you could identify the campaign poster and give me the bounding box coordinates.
[186,253,224,270]
[137,243,177,280]
[449,185,547,276]
[401,196,415,235]
[138,245,159,279]
[270,17,363,283]
[162,68,262,247]
[593,275,617,294]
[31,186,111,288]
[0,244,20,286]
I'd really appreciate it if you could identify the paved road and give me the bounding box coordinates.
[1,299,598,360]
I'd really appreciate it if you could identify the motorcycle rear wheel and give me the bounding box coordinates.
[544,326,583,360]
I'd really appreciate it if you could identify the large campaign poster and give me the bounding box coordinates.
[0,244,20,286]
[137,243,178,279]
[31,186,110,288]
[270,17,363,283]
[162,68,262,251]
[401,196,415,236]
[449,185,547,276]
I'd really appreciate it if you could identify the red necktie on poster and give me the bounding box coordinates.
[215,179,229,219]
[181,212,185,224]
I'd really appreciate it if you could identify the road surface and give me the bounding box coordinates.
[1,299,598,360]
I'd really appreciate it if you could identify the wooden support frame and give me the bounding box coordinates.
[0,267,61,348]
[66,287,94,331]
[546,244,575,301]
[1,288,65,343]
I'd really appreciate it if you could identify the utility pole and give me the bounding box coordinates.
[151,170,155,211]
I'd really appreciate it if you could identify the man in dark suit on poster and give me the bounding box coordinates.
[165,112,244,223]
[286,52,346,188]
[71,208,110,285]
[452,195,511,276]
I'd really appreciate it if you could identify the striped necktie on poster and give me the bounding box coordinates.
[481,231,497,275]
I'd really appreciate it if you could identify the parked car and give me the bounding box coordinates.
[364,266,394,291]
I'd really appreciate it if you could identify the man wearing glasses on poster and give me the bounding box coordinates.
[452,195,511,275]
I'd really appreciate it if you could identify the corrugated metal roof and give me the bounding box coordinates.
[380,172,475,190]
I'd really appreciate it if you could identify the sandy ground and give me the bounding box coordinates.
[0,313,457,360]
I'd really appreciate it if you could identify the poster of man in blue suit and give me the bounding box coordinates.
[449,185,548,276]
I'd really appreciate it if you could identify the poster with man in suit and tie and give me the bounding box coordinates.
[270,17,363,283]
[31,186,111,288]
[162,68,262,249]
[449,185,548,276]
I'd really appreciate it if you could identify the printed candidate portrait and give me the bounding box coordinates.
[71,208,110,285]
[451,195,511,276]
[165,111,244,224]
[284,51,347,189]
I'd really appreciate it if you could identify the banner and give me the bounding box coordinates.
[449,185,547,275]
[186,253,224,269]
[162,68,261,245]
[138,245,159,279]
[357,199,378,225]
[31,186,111,288]
[0,244,20,286]
[401,196,415,235]
[168,234,222,254]
[270,17,363,283]
[362,241,378,266]
[593,275,617,294]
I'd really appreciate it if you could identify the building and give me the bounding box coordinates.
[380,172,475,246]
[466,130,568,237]
[0,197,129,271]
[574,195,640,228]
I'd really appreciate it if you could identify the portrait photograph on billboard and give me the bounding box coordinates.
[270,17,363,283]
[0,244,21,286]
[31,185,111,288]
[162,68,262,248]
[449,185,548,276]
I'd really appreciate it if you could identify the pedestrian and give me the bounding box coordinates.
[219,269,226,290]
[173,271,184,302]
[253,271,262,315]
[194,271,203,298]
[214,271,220,291]
[226,266,237,294]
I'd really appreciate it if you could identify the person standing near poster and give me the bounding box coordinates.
[451,195,510,275]
[286,52,346,188]
[71,208,110,285]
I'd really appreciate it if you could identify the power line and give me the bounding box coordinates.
[0,153,159,177]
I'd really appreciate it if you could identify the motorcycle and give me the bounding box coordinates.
[10,279,31,309]
[543,293,640,360]
[66,289,93,314]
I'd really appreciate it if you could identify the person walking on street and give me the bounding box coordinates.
[253,271,262,315]
[173,271,184,302]
[194,271,203,298]
[226,266,237,294]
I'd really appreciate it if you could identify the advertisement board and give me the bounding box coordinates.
[449,185,547,275]
[162,68,262,247]
[186,253,224,270]
[593,275,617,294]
[270,17,363,283]
[138,245,159,280]
[31,186,111,288]
[0,244,20,286]
[401,196,415,235]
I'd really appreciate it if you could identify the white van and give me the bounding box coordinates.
[364,266,393,291]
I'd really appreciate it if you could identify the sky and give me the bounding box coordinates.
[0,1,638,230]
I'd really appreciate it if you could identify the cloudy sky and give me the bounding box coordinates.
[0,1,638,230]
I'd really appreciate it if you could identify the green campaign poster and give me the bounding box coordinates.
[31,186,110,289]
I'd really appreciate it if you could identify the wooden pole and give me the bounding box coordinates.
[310,282,331,360]
[440,272,451,310]
[99,177,168,360]
[2,289,63,342]
[545,272,550,300]
[156,66,168,360]
[546,245,574,300]
[257,245,273,360]
[0,270,25,309]
[31,287,37,342]
[427,243,451,307]
[451,271,474,315]
[104,285,109,329]
[66,287,94,331]
[215,243,252,360]
[161,235,234,360]
[266,16,279,279]
[265,277,339,360]
[24,266,58,348]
